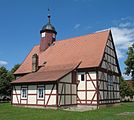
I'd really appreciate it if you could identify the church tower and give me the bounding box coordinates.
[40,10,57,52]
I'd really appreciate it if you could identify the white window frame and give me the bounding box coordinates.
[21,87,27,99]
[37,86,44,99]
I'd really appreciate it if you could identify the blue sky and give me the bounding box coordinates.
[0,0,134,79]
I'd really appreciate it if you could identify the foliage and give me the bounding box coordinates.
[0,67,14,96]
[0,102,134,120]
[125,43,134,80]
[11,64,20,73]
[119,77,134,99]
[0,64,20,96]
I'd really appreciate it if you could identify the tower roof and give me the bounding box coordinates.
[40,10,57,34]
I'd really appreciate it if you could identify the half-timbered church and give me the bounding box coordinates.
[11,13,121,109]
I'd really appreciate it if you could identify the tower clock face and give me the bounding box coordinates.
[41,32,46,37]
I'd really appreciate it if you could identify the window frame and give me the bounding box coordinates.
[37,86,44,99]
[21,87,27,99]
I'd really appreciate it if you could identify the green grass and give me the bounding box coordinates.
[0,103,134,120]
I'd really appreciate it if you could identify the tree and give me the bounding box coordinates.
[0,64,20,96]
[120,77,134,100]
[0,67,14,96]
[11,64,20,73]
[125,43,134,80]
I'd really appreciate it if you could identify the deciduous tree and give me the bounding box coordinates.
[120,77,134,100]
[125,43,134,80]
[0,64,20,96]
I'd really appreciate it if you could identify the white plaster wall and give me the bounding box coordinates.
[45,84,56,94]
[13,95,20,104]
[78,91,85,99]
[21,100,27,104]
[13,86,21,104]
[38,100,44,105]
[87,91,97,100]
[87,72,96,80]
[77,72,97,103]
[87,81,96,90]
[45,95,56,105]
[77,72,85,81]
[78,81,85,90]
[28,95,36,104]
[28,85,36,94]
[81,101,85,103]
[92,101,97,104]
[13,86,21,94]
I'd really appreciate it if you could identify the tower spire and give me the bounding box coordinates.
[48,8,51,24]
[40,9,57,52]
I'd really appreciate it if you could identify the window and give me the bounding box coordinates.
[21,88,27,99]
[81,74,85,81]
[37,87,44,99]
[78,72,86,81]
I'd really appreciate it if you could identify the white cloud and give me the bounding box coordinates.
[0,60,8,66]
[119,22,131,27]
[116,49,124,59]
[111,22,134,59]
[73,24,80,29]
[122,73,131,80]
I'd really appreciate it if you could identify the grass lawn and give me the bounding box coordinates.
[0,103,134,120]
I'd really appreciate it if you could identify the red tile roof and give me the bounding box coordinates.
[14,30,110,75]
[11,62,81,84]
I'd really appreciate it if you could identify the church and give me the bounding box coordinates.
[11,13,121,109]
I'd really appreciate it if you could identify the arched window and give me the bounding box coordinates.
[32,54,38,72]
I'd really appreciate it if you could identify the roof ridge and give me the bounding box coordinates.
[56,29,110,43]
[33,29,110,46]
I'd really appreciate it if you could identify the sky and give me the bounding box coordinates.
[0,0,134,79]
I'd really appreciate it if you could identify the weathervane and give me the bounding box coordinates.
[48,8,51,23]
